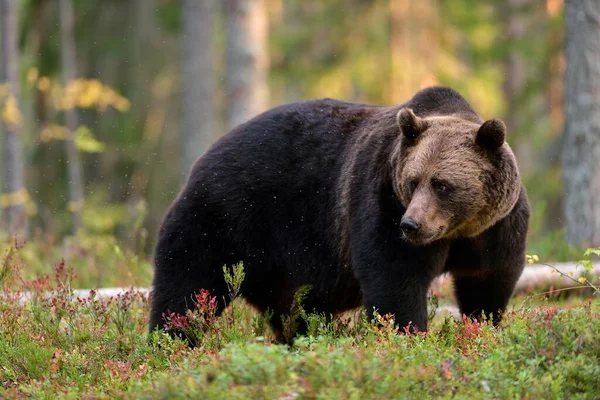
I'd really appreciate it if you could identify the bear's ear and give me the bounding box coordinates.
[476,118,506,150]
[396,108,425,140]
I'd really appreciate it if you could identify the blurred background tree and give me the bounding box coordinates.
[59,0,84,232]
[0,0,27,237]
[0,0,591,271]
[182,0,215,180]
[562,0,600,248]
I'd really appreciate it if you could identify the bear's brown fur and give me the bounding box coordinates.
[393,109,521,244]
[150,86,530,344]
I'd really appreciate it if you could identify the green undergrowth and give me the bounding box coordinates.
[0,232,152,289]
[0,242,599,398]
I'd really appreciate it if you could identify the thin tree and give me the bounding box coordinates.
[59,0,85,232]
[0,0,28,237]
[224,0,269,132]
[502,0,526,136]
[182,0,216,180]
[562,0,600,246]
[546,0,564,132]
[501,0,532,171]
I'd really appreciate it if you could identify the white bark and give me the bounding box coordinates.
[182,0,216,180]
[0,0,27,237]
[9,263,597,311]
[59,0,85,232]
[501,0,532,170]
[562,0,600,246]
[225,0,269,132]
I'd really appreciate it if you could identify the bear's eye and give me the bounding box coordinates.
[408,179,419,194]
[432,180,453,196]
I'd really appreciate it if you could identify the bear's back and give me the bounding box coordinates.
[403,86,482,122]
[183,99,379,258]
[194,98,379,186]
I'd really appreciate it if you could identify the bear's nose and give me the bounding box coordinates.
[400,217,421,233]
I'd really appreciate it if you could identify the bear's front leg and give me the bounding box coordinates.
[352,233,449,333]
[360,273,430,332]
[447,190,529,325]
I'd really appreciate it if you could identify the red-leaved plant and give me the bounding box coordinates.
[162,288,219,346]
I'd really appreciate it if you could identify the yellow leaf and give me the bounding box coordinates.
[114,97,131,112]
[78,79,102,108]
[0,188,28,208]
[74,125,106,153]
[27,68,39,84]
[37,76,51,92]
[51,78,131,113]
[40,124,70,142]
[1,95,23,128]
[578,277,587,284]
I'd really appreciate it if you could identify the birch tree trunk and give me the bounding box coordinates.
[502,0,526,135]
[182,0,215,180]
[547,0,564,133]
[562,0,600,246]
[59,0,85,233]
[0,0,28,237]
[501,0,533,172]
[225,0,269,132]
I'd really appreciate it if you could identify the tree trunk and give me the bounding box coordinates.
[562,0,600,246]
[182,0,215,180]
[225,0,269,132]
[0,0,28,238]
[501,0,533,171]
[502,0,526,133]
[547,0,565,133]
[59,0,85,233]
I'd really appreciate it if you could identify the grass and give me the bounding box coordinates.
[0,231,152,288]
[0,238,599,399]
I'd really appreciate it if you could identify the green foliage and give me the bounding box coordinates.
[281,285,312,344]
[10,0,570,254]
[528,228,584,262]
[3,3,593,395]
[0,231,151,289]
[252,308,273,338]
[73,125,105,153]
[223,262,245,301]
[155,0,182,33]
[0,243,599,397]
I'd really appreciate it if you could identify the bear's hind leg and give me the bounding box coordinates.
[149,269,230,334]
[148,198,238,344]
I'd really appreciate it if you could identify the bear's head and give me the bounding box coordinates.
[391,108,521,245]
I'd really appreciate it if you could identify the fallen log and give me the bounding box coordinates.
[432,261,600,297]
[4,263,598,312]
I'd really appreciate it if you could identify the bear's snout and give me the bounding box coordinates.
[401,195,445,245]
[400,217,421,234]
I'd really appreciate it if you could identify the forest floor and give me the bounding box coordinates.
[0,237,599,399]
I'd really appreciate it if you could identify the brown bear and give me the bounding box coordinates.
[149,86,530,343]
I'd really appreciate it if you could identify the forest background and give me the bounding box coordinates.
[0,0,593,287]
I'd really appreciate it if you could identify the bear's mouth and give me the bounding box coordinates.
[401,226,446,246]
